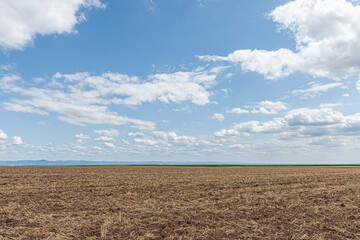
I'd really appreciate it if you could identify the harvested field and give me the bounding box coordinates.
[0,166,360,239]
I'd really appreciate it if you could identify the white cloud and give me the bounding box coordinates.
[292,82,343,98]
[0,0,105,50]
[234,120,285,134]
[229,144,247,149]
[12,136,23,145]
[103,142,115,148]
[95,136,115,142]
[319,102,343,108]
[2,102,48,115]
[226,101,287,115]
[0,130,8,139]
[0,74,22,90]
[127,131,202,150]
[216,108,360,143]
[0,73,156,130]
[200,0,360,80]
[250,101,288,114]
[209,66,230,74]
[0,68,222,129]
[1,108,359,159]
[152,131,197,143]
[220,89,229,93]
[75,133,90,140]
[92,146,102,151]
[107,71,217,106]
[308,136,349,147]
[213,129,240,138]
[199,49,299,79]
[128,132,146,138]
[94,129,119,137]
[52,70,217,106]
[0,64,13,71]
[285,108,344,126]
[209,113,224,121]
[226,108,249,114]
[133,138,158,145]
[356,79,360,92]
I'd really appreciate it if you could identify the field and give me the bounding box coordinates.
[0,166,360,239]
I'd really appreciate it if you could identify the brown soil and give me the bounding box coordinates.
[0,166,359,239]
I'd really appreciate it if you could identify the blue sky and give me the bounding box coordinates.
[1,0,360,163]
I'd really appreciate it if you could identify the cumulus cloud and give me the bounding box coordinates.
[285,108,344,126]
[234,120,286,134]
[0,0,105,50]
[250,101,288,114]
[199,49,299,79]
[106,71,217,106]
[133,138,158,145]
[75,133,90,140]
[292,82,343,98]
[216,108,360,142]
[0,129,8,139]
[236,108,346,135]
[95,136,115,142]
[229,144,247,149]
[94,129,119,137]
[128,132,146,138]
[209,113,224,121]
[213,129,240,138]
[152,131,197,143]
[12,136,23,145]
[127,131,203,150]
[0,73,156,130]
[227,101,287,115]
[200,0,360,80]
[52,70,217,106]
[226,108,249,114]
[0,68,222,129]
[103,142,115,148]
[92,146,102,151]
[357,79,360,92]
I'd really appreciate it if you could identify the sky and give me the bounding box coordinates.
[1,0,360,164]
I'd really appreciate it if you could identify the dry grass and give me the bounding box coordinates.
[0,166,360,239]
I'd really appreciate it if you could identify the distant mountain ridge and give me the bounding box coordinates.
[0,160,257,166]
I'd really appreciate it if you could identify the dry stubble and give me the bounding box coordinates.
[0,166,360,239]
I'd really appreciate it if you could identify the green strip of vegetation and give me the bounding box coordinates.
[128,164,360,168]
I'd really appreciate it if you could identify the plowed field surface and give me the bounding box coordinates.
[0,166,360,239]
